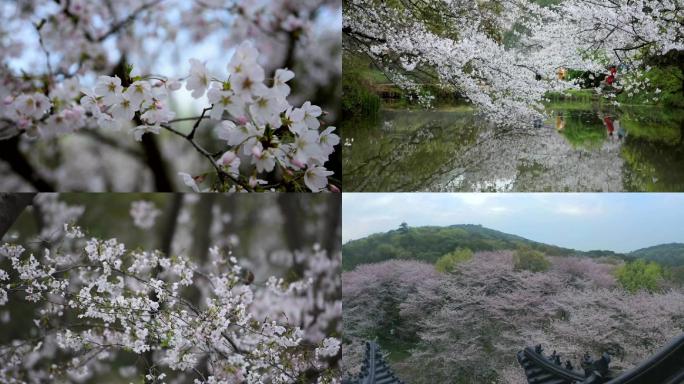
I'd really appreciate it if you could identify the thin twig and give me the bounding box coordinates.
[158,124,254,192]
[187,107,211,140]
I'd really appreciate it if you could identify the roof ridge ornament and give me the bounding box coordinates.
[518,333,684,384]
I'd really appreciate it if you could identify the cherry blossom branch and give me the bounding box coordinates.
[2,16,340,192]
[88,0,166,43]
[157,124,255,192]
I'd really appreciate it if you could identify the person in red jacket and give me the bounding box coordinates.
[605,66,617,85]
[604,115,615,137]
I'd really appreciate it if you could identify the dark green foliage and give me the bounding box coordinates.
[565,69,606,88]
[615,259,664,293]
[342,224,576,270]
[629,243,684,266]
[342,54,382,117]
[668,266,684,286]
[342,224,684,272]
[513,246,550,272]
[617,66,684,108]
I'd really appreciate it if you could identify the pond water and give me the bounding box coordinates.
[342,104,684,191]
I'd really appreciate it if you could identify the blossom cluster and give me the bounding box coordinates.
[0,0,340,192]
[130,200,161,229]
[342,252,684,384]
[1,41,339,192]
[344,0,557,126]
[0,222,340,383]
[180,42,339,192]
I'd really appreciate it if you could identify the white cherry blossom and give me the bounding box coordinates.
[94,76,124,106]
[217,150,241,177]
[13,93,51,119]
[304,165,334,192]
[273,68,295,97]
[132,124,161,141]
[141,101,175,125]
[110,93,136,122]
[301,101,322,129]
[124,80,153,108]
[186,59,210,99]
[207,85,246,120]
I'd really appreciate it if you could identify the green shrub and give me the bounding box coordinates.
[616,66,684,108]
[342,55,381,117]
[435,248,473,273]
[615,260,664,293]
[513,247,550,272]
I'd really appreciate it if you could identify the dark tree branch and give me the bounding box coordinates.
[186,108,211,141]
[93,0,164,43]
[159,124,254,192]
[0,136,55,192]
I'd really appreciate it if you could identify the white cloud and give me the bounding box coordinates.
[553,203,603,216]
[455,194,492,206]
[487,206,511,214]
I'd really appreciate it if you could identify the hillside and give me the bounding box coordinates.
[341,224,669,271]
[342,224,584,270]
[630,243,684,266]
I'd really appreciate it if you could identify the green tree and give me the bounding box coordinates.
[513,247,550,272]
[435,248,473,273]
[399,222,409,233]
[667,266,684,286]
[615,260,664,293]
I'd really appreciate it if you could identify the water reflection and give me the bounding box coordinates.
[343,105,684,191]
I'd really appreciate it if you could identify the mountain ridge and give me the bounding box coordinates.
[629,242,684,266]
[342,224,684,270]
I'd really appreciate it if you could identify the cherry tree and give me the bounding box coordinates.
[343,0,682,123]
[343,0,568,125]
[0,193,341,383]
[0,1,341,192]
[526,0,684,105]
[342,252,684,384]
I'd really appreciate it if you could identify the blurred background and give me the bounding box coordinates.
[5,193,341,283]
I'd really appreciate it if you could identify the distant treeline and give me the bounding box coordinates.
[342,224,684,271]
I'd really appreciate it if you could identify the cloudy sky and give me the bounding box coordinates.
[343,193,684,252]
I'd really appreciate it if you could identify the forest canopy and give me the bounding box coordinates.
[342,224,618,270]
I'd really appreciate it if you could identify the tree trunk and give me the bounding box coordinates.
[141,134,174,192]
[191,194,215,263]
[143,193,184,383]
[278,194,311,279]
[0,193,36,239]
[110,55,174,192]
[322,195,341,257]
